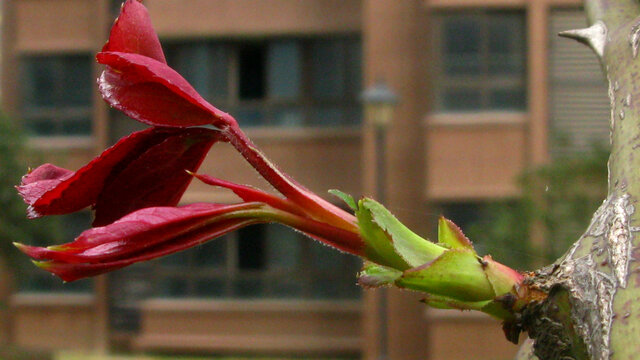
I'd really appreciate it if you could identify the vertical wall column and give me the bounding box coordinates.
[527,1,550,257]
[528,1,550,166]
[362,1,431,359]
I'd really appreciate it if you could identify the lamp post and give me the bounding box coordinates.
[361,80,398,360]
[361,81,398,201]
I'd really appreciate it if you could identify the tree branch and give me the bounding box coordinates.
[585,0,639,26]
[515,1,640,359]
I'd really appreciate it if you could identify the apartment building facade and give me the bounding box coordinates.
[0,1,608,359]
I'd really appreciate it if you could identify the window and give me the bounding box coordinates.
[163,38,362,128]
[433,11,526,112]
[20,55,93,136]
[152,224,361,299]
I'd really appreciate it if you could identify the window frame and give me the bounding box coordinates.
[19,53,94,141]
[431,10,527,113]
[162,37,362,128]
[141,223,362,300]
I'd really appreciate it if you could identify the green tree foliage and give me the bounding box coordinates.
[0,114,63,275]
[466,147,608,270]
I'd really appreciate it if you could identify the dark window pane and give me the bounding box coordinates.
[344,40,363,96]
[343,105,362,126]
[489,88,526,109]
[444,17,482,75]
[233,278,263,298]
[311,277,343,299]
[23,58,56,107]
[159,247,191,267]
[442,89,482,110]
[61,117,92,135]
[488,53,524,75]
[436,11,526,111]
[309,240,343,270]
[62,56,92,106]
[25,119,55,135]
[272,107,303,126]
[266,224,300,270]
[236,107,266,126]
[268,41,301,99]
[21,55,92,136]
[237,225,266,270]
[157,277,188,297]
[311,40,346,99]
[270,278,304,298]
[208,45,231,100]
[193,236,227,267]
[195,278,226,297]
[309,106,344,126]
[239,44,266,100]
[488,15,525,75]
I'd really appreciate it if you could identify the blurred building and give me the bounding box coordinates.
[0,1,609,359]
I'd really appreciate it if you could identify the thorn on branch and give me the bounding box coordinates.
[559,21,608,59]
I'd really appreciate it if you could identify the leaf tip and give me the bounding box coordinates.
[328,189,357,211]
[13,242,27,253]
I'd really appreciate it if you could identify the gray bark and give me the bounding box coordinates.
[515,1,640,359]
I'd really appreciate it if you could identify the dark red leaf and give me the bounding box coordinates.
[18,202,262,263]
[30,218,259,282]
[17,199,364,281]
[98,52,232,128]
[17,127,220,222]
[192,173,306,217]
[17,164,73,215]
[103,0,166,63]
[93,127,221,226]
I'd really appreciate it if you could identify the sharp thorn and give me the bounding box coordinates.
[559,21,607,58]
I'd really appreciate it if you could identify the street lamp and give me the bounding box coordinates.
[361,80,398,360]
[362,80,399,129]
[361,80,398,201]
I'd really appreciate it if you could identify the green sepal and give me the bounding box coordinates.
[482,255,521,296]
[437,217,473,250]
[357,262,403,288]
[478,301,515,321]
[356,200,409,270]
[359,198,444,268]
[397,249,495,302]
[328,189,357,211]
[421,293,490,311]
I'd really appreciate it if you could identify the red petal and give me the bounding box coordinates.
[192,173,306,217]
[17,127,219,220]
[19,128,162,217]
[20,202,261,263]
[224,126,358,232]
[103,0,166,63]
[17,164,73,213]
[98,52,232,128]
[92,127,221,226]
[31,218,258,282]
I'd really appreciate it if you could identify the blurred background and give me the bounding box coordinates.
[0,1,609,359]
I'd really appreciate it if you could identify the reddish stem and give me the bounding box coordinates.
[220,119,358,233]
